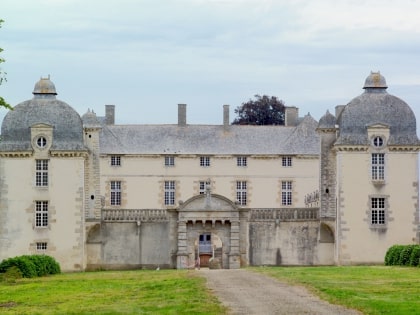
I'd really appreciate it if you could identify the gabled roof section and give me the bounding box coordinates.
[99,119,319,156]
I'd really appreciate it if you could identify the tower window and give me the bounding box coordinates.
[36,160,48,187]
[37,136,47,148]
[373,136,384,147]
[372,153,385,181]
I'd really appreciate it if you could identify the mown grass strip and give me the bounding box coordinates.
[0,269,228,315]
[251,266,420,315]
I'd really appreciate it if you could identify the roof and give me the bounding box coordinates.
[99,114,320,155]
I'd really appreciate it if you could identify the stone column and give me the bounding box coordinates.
[176,220,189,269]
[229,220,241,269]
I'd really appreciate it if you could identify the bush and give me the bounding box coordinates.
[0,266,22,283]
[385,245,404,266]
[409,245,420,267]
[0,255,61,278]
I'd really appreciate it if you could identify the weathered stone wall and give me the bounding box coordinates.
[97,221,173,269]
[248,221,320,266]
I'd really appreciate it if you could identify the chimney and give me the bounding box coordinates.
[178,104,187,126]
[223,104,230,129]
[105,105,115,125]
[335,105,345,119]
[285,106,298,126]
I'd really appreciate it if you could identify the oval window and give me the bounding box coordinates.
[37,136,47,148]
[373,136,383,147]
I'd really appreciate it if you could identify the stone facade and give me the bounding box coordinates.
[0,72,418,271]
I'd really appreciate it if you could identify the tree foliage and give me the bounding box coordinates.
[232,94,285,125]
[0,19,12,110]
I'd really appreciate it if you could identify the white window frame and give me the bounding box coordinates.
[200,156,211,167]
[237,156,247,167]
[36,159,48,187]
[371,197,386,225]
[165,156,175,167]
[36,242,48,251]
[236,181,247,206]
[282,156,292,167]
[110,156,121,166]
[371,153,385,181]
[35,201,48,228]
[110,181,121,206]
[281,181,292,205]
[199,181,211,194]
[164,181,176,205]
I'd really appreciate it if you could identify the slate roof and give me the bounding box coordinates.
[0,77,85,152]
[99,114,320,155]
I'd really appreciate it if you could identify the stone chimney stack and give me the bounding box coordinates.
[178,104,187,126]
[285,106,298,126]
[223,105,230,128]
[105,105,115,125]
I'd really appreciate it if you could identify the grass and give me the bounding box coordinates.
[0,269,228,315]
[251,265,420,315]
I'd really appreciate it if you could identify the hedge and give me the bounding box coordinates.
[0,255,61,278]
[385,244,420,267]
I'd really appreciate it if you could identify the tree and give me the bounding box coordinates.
[232,94,285,125]
[0,19,12,110]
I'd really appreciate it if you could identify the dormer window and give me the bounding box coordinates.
[373,136,384,147]
[37,136,47,149]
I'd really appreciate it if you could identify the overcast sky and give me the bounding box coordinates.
[1,0,420,126]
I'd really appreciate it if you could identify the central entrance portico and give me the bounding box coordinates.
[176,193,244,269]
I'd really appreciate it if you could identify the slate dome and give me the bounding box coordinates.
[336,72,419,146]
[0,77,85,151]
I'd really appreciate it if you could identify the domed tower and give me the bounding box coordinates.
[333,72,420,265]
[0,77,87,271]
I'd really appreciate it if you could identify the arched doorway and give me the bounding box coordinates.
[195,233,223,268]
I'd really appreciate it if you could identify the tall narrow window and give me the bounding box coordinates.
[200,156,210,167]
[281,181,292,205]
[237,156,247,167]
[236,181,247,205]
[371,197,385,225]
[110,181,121,206]
[282,156,292,167]
[165,156,175,166]
[36,160,48,187]
[164,181,175,205]
[199,181,211,194]
[110,156,121,166]
[372,153,385,180]
[35,201,48,227]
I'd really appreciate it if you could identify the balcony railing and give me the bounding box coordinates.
[102,209,169,222]
[250,208,319,221]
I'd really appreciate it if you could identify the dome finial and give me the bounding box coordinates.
[363,71,388,89]
[33,76,57,97]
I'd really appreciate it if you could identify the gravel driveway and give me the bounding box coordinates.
[199,269,362,315]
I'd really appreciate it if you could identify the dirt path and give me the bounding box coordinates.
[199,269,362,315]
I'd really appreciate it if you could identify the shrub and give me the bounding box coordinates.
[399,245,416,266]
[0,255,60,278]
[0,266,22,283]
[385,245,405,266]
[409,245,420,267]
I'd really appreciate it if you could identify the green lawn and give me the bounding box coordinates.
[0,269,228,315]
[252,266,420,315]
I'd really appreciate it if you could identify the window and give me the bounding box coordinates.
[165,156,175,166]
[200,156,210,167]
[237,156,247,167]
[236,181,247,205]
[37,136,47,148]
[35,201,48,227]
[36,160,48,187]
[373,136,384,147]
[281,181,292,205]
[282,156,292,167]
[110,156,121,166]
[110,181,121,206]
[372,153,385,180]
[371,197,385,225]
[199,181,211,194]
[36,242,47,251]
[164,181,175,205]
